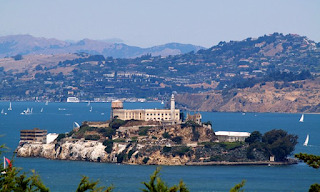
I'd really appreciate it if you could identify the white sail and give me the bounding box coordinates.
[303,134,309,146]
[74,122,80,128]
[87,101,90,106]
[45,101,49,105]
[40,108,43,113]
[8,102,12,110]
[1,109,4,114]
[299,114,304,122]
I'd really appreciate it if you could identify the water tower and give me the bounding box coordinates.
[111,100,123,119]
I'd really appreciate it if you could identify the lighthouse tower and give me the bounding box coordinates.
[170,94,175,123]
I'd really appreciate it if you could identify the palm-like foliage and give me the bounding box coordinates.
[141,167,189,192]
[76,176,114,192]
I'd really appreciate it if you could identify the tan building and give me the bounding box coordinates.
[186,112,202,125]
[20,128,47,144]
[111,94,180,124]
[215,131,250,142]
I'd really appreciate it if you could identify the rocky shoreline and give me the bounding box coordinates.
[16,120,298,166]
[16,141,297,166]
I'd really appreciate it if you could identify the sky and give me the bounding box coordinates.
[1,0,319,48]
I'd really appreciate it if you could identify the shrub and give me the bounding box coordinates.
[117,151,127,163]
[220,142,244,150]
[131,137,138,142]
[100,127,116,139]
[172,146,190,156]
[162,146,171,153]
[152,136,157,140]
[85,135,100,141]
[138,126,151,136]
[172,136,182,144]
[143,157,150,164]
[56,133,66,142]
[103,139,113,153]
[191,127,200,141]
[128,150,135,159]
[113,138,126,143]
[162,132,171,139]
[109,119,126,130]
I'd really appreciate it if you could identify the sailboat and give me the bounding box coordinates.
[1,157,11,174]
[8,102,12,111]
[40,108,43,113]
[74,122,80,128]
[299,114,304,122]
[21,107,32,115]
[89,106,92,112]
[45,101,49,105]
[303,134,309,146]
[87,101,91,106]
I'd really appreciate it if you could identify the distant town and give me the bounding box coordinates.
[0,33,319,103]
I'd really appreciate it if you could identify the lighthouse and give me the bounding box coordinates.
[170,94,175,123]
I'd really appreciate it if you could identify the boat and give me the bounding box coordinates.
[58,108,66,111]
[74,122,80,128]
[87,101,90,106]
[67,97,80,103]
[303,134,309,146]
[1,157,11,174]
[1,109,7,115]
[299,114,304,122]
[45,101,49,105]
[161,101,164,105]
[89,106,92,112]
[20,108,32,115]
[8,102,12,111]
[40,108,43,113]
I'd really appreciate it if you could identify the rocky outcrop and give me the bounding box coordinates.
[176,78,320,113]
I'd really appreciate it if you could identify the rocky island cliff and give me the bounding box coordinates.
[16,119,297,166]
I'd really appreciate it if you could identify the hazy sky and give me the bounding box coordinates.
[1,0,319,48]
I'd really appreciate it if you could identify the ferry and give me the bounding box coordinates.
[67,97,80,103]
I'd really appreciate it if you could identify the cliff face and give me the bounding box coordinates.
[16,122,269,165]
[176,78,320,113]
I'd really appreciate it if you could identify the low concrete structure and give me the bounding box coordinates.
[46,133,59,144]
[215,131,251,142]
[20,128,47,144]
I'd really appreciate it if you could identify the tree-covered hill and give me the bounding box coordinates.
[0,32,319,102]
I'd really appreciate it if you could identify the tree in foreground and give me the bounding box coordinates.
[295,153,320,192]
[141,167,189,192]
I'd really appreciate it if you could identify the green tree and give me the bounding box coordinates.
[141,167,189,192]
[295,153,320,192]
[262,129,298,161]
[76,176,114,192]
[229,180,246,192]
[245,131,262,144]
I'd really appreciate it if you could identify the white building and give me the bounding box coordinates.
[111,94,180,124]
[46,133,59,144]
[215,131,251,142]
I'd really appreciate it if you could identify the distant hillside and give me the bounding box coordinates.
[0,35,204,58]
[0,32,320,105]
[176,78,320,113]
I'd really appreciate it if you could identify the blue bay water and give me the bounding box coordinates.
[0,101,320,192]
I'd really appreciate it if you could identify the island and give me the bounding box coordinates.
[16,96,298,166]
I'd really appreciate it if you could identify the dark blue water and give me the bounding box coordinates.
[1,101,319,192]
